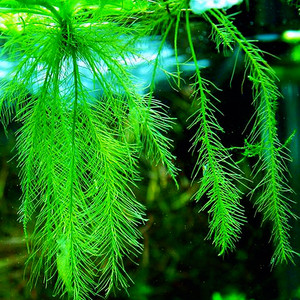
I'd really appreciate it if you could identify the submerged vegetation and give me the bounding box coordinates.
[0,0,298,299]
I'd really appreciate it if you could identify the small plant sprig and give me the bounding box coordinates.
[185,9,246,255]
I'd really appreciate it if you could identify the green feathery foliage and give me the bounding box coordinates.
[0,1,177,298]
[203,9,298,265]
[0,0,298,299]
[185,10,246,255]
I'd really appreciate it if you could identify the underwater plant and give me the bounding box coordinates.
[0,0,298,299]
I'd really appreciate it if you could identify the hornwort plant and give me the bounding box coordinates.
[0,0,298,299]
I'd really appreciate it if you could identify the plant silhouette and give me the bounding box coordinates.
[0,0,298,299]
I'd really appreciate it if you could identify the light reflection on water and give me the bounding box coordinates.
[0,36,210,99]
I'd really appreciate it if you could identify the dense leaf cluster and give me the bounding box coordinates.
[0,0,297,299]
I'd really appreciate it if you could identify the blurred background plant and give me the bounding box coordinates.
[0,0,299,299]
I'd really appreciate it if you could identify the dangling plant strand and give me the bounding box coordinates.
[185,10,246,255]
[204,9,298,265]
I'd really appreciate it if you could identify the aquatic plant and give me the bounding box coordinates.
[0,0,297,298]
